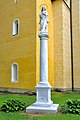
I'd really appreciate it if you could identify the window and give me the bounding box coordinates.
[11,63,18,83]
[12,19,19,36]
[14,0,18,3]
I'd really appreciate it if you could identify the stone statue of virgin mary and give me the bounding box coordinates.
[39,6,49,34]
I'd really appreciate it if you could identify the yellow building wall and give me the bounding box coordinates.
[0,0,80,91]
[36,0,54,87]
[0,0,36,90]
[62,1,72,89]
[52,0,64,88]
[52,0,72,89]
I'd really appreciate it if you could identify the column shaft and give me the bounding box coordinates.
[40,38,48,83]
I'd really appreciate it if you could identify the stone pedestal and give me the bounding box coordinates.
[26,6,59,114]
[26,84,59,113]
[26,81,59,114]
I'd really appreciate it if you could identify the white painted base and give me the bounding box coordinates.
[26,82,59,114]
[36,82,52,105]
[26,104,59,114]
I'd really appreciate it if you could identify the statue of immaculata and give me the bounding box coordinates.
[39,6,49,34]
[26,5,59,114]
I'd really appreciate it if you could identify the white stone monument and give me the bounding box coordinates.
[26,6,59,114]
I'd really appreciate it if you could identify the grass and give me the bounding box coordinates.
[33,114,80,120]
[0,112,30,120]
[0,91,80,120]
[0,94,36,107]
[51,91,80,105]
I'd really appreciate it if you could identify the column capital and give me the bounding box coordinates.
[39,32,49,39]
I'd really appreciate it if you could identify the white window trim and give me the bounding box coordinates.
[12,19,20,37]
[11,62,19,83]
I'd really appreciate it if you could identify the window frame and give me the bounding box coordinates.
[11,62,19,83]
[12,19,20,37]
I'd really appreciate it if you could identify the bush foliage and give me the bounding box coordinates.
[61,99,80,115]
[1,99,26,112]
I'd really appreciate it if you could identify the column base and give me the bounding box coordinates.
[26,103,59,114]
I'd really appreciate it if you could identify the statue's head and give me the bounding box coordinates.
[41,6,48,16]
[41,6,46,12]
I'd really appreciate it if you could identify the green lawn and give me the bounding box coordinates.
[0,91,80,120]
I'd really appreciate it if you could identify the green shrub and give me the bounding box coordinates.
[61,99,80,115]
[1,99,26,113]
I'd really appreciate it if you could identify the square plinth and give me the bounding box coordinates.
[26,104,59,114]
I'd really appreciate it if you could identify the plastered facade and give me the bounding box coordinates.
[0,0,80,91]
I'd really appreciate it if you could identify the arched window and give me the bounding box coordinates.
[14,0,18,3]
[11,63,18,82]
[12,19,19,36]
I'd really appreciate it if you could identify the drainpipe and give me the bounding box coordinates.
[70,0,74,91]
